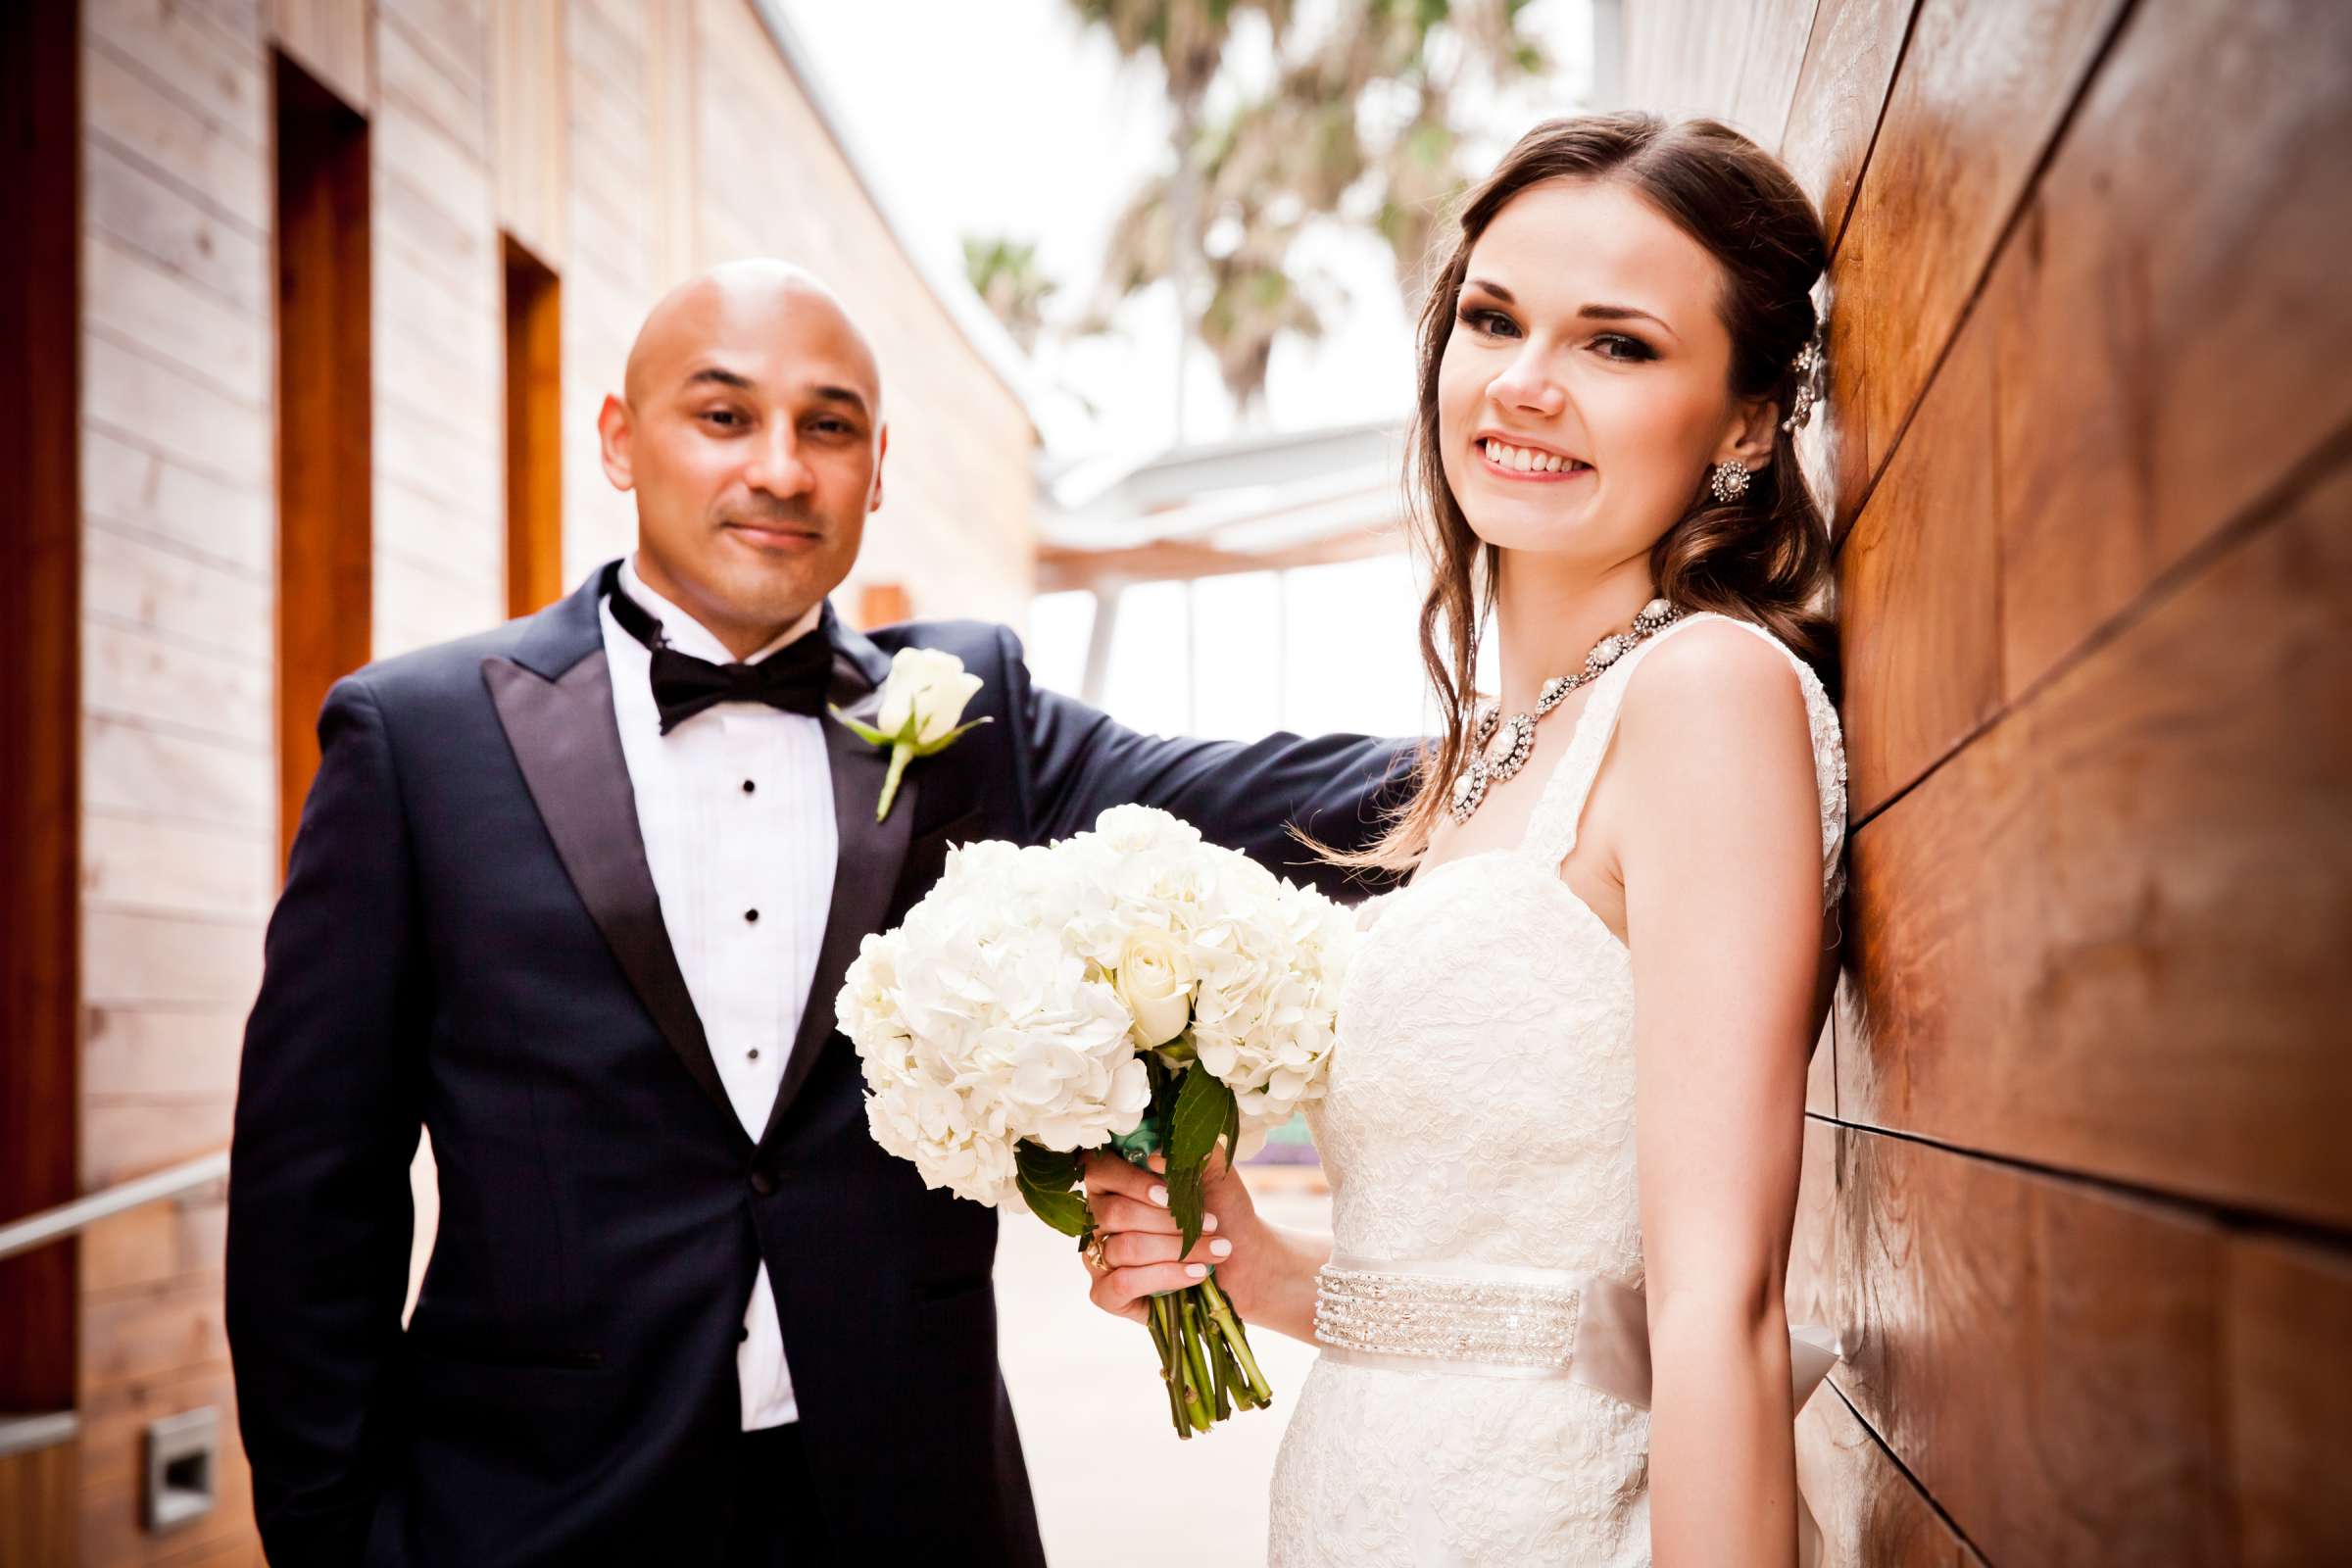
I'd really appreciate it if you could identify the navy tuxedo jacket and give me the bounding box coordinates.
[225,561,1411,1566]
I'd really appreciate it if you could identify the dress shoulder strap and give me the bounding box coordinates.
[1519,612,1849,907]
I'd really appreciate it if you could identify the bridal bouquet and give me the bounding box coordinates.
[837,804,1354,1437]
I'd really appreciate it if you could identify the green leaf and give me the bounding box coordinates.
[827,706,894,747]
[1162,1066,1236,1255]
[1013,1141,1094,1238]
[910,714,995,757]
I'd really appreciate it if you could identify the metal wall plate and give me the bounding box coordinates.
[143,1406,219,1534]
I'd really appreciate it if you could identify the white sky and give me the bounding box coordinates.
[782,0,1599,461]
[780,2,1591,740]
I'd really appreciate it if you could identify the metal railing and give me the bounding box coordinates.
[0,1149,228,1261]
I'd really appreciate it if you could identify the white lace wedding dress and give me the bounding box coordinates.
[1266,612,1848,1566]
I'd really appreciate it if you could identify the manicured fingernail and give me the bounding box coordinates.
[1186,1263,1208,1279]
[1148,1185,1167,1206]
[1203,1212,1219,1233]
[1209,1239,1232,1258]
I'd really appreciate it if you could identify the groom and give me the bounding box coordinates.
[224,261,1406,1565]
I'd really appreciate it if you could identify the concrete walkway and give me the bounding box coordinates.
[994,1175,1332,1566]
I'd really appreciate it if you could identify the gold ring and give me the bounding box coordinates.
[1082,1234,1108,1272]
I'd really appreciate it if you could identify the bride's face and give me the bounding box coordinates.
[1436,177,1766,564]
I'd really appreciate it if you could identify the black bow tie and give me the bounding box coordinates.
[607,586,834,734]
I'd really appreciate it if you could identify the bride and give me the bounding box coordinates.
[1080,113,1847,1565]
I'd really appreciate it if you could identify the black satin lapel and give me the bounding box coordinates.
[483,653,742,1143]
[762,684,917,1145]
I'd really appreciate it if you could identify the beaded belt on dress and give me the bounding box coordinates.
[1314,1263,1585,1372]
[1312,1253,1840,1413]
[1310,1253,1654,1402]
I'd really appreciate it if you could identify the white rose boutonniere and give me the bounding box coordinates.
[831,647,991,822]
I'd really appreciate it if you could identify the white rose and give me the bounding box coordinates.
[877,647,985,745]
[1114,927,1194,1048]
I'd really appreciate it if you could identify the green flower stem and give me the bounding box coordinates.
[874,741,915,823]
[1199,1274,1274,1408]
[1147,1294,1189,1439]
[1179,1293,1215,1433]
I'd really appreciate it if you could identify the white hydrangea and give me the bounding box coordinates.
[840,806,1355,1202]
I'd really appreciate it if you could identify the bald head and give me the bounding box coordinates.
[597,259,889,661]
[622,260,881,414]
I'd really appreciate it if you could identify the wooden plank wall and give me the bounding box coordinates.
[1624,2,2352,1561]
[78,0,275,1555]
[2,0,85,1441]
[66,2,1041,1561]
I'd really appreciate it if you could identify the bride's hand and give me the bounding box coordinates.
[1079,1147,1268,1324]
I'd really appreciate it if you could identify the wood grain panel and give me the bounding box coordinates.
[87,227,267,408]
[82,1102,238,1191]
[565,0,647,107]
[372,551,500,660]
[1726,0,1822,152]
[275,49,373,871]
[376,392,497,514]
[83,811,274,920]
[83,910,265,1009]
[84,523,270,663]
[270,0,371,114]
[378,0,487,96]
[0,1435,77,1568]
[84,619,270,746]
[82,429,271,577]
[505,235,565,617]
[493,0,566,266]
[83,135,270,317]
[1826,0,2123,532]
[1795,1382,1984,1566]
[379,484,502,586]
[1834,305,2000,821]
[84,1007,251,1103]
[378,3,485,156]
[84,41,270,231]
[643,0,699,289]
[1839,458,2352,1225]
[378,165,497,289]
[1788,1115,1839,1331]
[88,0,268,153]
[84,331,271,491]
[82,1273,232,1402]
[378,91,491,226]
[1,0,82,1424]
[1779,0,1914,249]
[81,1201,215,1298]
[2226,1237,2352,1566]
[76,1362,255,1565]
[1826,1127,2227,1564]
[1990,0,2352,699]
[82,716,271,834]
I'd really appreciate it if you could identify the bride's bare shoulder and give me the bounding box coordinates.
[1611,614,1815,777]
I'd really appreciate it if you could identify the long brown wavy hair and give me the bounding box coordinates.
[1323,113,1838,876]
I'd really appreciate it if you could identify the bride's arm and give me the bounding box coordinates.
[1079,1151,1330,1343]
[1616,625,1825,1568]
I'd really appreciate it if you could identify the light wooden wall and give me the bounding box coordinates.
[63,1,1038,1560]
[1626,1,2352,1560]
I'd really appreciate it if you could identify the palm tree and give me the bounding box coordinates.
[1072,0,1547,418]
[961,234,1058,354]
[1067,0,1295,437]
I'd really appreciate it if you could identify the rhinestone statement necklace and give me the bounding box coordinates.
[1448,596,1684,823]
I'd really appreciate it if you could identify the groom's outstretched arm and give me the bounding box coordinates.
[999,627,1418,901]
[226,676,426,1565]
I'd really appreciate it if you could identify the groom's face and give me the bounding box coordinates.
[600,277,887,653]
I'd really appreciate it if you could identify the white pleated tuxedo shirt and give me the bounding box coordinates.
[598,555,836,1431]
